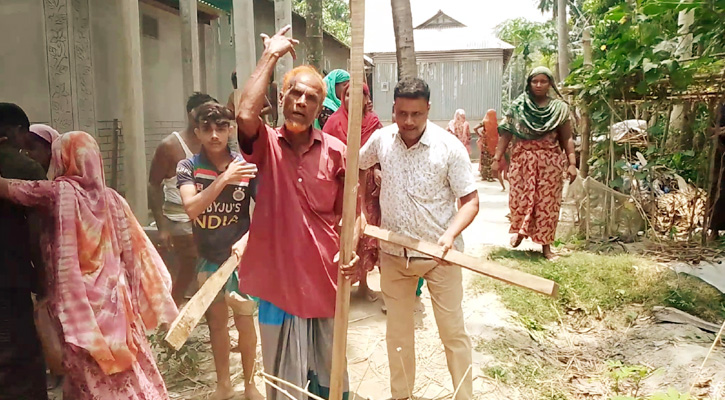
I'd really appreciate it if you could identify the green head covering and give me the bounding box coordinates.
[322,69,350,111]
[499,66,570,140]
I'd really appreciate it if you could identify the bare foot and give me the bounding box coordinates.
[510,234,523,248]
[211,384,236,400]
[414,296,425,313]
[354,285,379,302]
[244,382,264,400]
[542,245,558,260]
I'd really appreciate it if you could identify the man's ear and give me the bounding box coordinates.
[427,102,431,111]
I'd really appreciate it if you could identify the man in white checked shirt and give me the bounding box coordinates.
[359,77,480,400]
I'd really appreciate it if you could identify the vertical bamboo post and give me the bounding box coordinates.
[329,0,365,398]
[111,118,120,190]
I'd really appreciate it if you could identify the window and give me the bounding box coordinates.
[142,14,159,40]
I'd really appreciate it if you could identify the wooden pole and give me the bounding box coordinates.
[329,0,365,398]
[120,0,148,223]
[365,226,559,297]
[233,0,256,84]
[180,0,201,100]
[274,0,293,123]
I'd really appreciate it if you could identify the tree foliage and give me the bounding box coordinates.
[293,0,350,44]
[567,0,725,180]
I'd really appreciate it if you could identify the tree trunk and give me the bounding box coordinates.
[306,0,324,72]
[557,0,569,80]
[670,0,695,132]
[579,26,592,177]
[390,0,416,80]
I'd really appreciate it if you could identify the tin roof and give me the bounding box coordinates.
[365,10,513,54]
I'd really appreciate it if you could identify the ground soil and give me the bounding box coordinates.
[50,170,725,400]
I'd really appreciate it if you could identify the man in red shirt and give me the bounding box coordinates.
[235,26,359,400]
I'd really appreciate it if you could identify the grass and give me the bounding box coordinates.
[471,248,725,327]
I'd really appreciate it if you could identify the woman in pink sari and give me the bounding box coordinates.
[447,109,471,149]
[0,131,178,399]
[325,83,383,301]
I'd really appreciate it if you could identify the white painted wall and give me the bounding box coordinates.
[0,0,51,123]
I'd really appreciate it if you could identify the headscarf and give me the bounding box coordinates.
[482,109,499,156]
[447,109,470,146]
[322,69,351,111]
[324,84,382,145]
[499,66,570,140]
[48,131,177,374]
[29,124,60,144]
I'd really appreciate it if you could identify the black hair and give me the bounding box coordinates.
[0,102,30,138]
[231,71,238,90]
[393,77,430,102]
[186,92,216,114]
[192,101,234,127]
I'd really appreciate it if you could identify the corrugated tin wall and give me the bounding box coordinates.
[372,56,504,123]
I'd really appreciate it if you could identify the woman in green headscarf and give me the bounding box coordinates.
[493,66,577,260]
[316,69,350,130]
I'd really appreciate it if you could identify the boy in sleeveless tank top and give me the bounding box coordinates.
[148,93,210,305]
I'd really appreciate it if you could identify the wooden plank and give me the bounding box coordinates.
[653,306,722,334]
[364,225,559,297]
[164,252,241,350]
[328,0,365,398]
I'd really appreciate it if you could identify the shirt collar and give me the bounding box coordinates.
[393,120,432,148]
[277,125,323,152]
[198,146,236,172]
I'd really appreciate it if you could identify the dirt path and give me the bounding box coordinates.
[114,171,725,400]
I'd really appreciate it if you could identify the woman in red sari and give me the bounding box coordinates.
[325,84,383,301]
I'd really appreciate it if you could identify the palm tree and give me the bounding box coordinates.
[390,0,416,79]
[307,0,324,71]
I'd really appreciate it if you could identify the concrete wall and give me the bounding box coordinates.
[0,0,51,123]
[0,0,350,192]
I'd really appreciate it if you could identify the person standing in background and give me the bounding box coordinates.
[148,93,210,306]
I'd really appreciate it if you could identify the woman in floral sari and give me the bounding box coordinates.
[325,83,383,301]
[494,67,577,260]
[0,131,178,399]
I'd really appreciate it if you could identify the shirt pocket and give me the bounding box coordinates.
[406,162,448,202]
[305,177,339,214]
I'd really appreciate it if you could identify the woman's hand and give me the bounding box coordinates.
[491,158,500,172]
[567,164,578,183]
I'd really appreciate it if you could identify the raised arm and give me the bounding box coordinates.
[236,26,298,140]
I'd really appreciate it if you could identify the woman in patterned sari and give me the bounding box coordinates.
[0,131,178,399]
[494,67,577,260]
[325,83,383,301]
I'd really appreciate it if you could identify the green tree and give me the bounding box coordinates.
[293,0,351,45]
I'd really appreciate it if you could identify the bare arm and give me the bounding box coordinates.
[178,160,258,220]
[558,120,578,182]
[557,120,576,166]
[237,26,298,140]
[438,190,479,251]
[148,143,170,233]
[493,131,513,164]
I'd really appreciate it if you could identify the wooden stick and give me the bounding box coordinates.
[689,317,725,394]
[262,378,298,400]
[364,225,559,297]
[329,0,365,398]
[260,371,326,400]
[451,364,473,400]
[164,249,242,350]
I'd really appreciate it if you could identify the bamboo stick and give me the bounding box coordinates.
[259,371,326,400]
[329,0,365,398]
